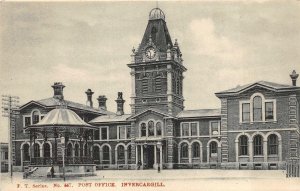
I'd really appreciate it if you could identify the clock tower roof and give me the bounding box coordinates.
[137,8,173,55]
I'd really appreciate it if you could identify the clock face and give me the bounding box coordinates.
[145,47,156,59]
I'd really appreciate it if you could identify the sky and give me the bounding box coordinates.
[1,1,300,142]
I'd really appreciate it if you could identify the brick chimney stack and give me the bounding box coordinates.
[115,92,125,116]
[52,82,65,100]
[85,89,94,107]
[290,70,299,86]
[97,95,107,111]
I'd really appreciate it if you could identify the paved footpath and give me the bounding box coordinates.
[1,170,299,191]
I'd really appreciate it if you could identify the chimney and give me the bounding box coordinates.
[290,70,299,86]
[115,92,125,115]
[97,95,107,111]
[52,82,65,100]
[85,89,94,107]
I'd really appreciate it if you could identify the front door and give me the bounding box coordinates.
[146,145,154,169]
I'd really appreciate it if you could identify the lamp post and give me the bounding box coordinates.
[60,136,66,181]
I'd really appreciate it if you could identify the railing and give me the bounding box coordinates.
[30,157,94,166]
[286,159,300,177]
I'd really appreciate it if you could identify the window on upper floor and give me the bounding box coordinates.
[100,127,108,140]
[210,121,220,136]
[24,117,31,127]
[180,122,199,137]
[4,151,8,160]
[242,103,250,122]
[140,121,163,137]
[32,111,40,124]
[118,125,131,140]
[94,129,100,140]
[239,93,276,123]
[253,96,262,121]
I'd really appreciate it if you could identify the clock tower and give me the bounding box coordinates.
[128,8,187,116]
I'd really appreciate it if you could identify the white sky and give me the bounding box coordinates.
[1,1,300,142]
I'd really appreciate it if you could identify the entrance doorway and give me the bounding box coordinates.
[145,145,154,169]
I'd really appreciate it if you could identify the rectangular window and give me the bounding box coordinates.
[126,126,131,139]
[118,126,126,140]
[5,151,8,160]
[242,103,250,122]
[211,121,219,135]
[94,129,100,140]
[190,123,198,136]
[101,127,108,140]
[265,102,274,121]
[182,123,189,136]
[24,117,31,127]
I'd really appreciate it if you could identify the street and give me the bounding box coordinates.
[1,170,299,191]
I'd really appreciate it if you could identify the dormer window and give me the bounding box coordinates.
[239,93,276,123]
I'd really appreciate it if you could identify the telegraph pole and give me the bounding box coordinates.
[2,95,20,177]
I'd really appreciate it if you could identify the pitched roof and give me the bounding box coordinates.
[21,97,113,115]
[177,109,221,119]
[89,114,131,124]
[216,81,300,95]
[129,108,173,119]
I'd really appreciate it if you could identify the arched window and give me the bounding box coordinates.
[66,143,72,157]
[156,122,162,136]
[254,135,263,155]
[210,142,217,157]
[43,143,51,158]
[75,144,79,157]
[102,145,110,164]
[84,144,88,156]
[33,143,40,157]
[32,111,40,124]
[268,134,278,155]
[148,121,155,136]
[141,123,147,137]
[117,145,125,164]
[23,144,30,161]
[239,135,248,156]
[192,142,200,158]
[253,96,262,121]
[180,143,188,158]
[93,146,100,164]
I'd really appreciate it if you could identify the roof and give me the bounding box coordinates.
[216,81,300,96]
[21,97,113,115]
[89,114,132,124]
[177,109,221,119]
[129,108,174,120]
[27,108,95,129]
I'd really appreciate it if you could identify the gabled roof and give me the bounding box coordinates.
[215,81,300,97]
[89,114,132,124]
[20,97,113,115]
[129,108,173,120]
[177,109,221,119]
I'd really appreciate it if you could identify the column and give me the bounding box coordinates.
[20,148,23,169]
[135,145,138,164]
[100,148,103,164]
[178,146,181,163]
[263,140,268,162]
[188,145,192,164]
[235,140,239,162]
[154,146,157,165]
[160,146,163,169]
[141,145,144,164]
[249,140,253,162]
[217,146,222,163]
[279,140,282,162]
[125,149,128,165]
[206,145,209,163]
[40,146,43,157]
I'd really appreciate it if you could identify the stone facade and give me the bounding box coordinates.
[11,8,300,171]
